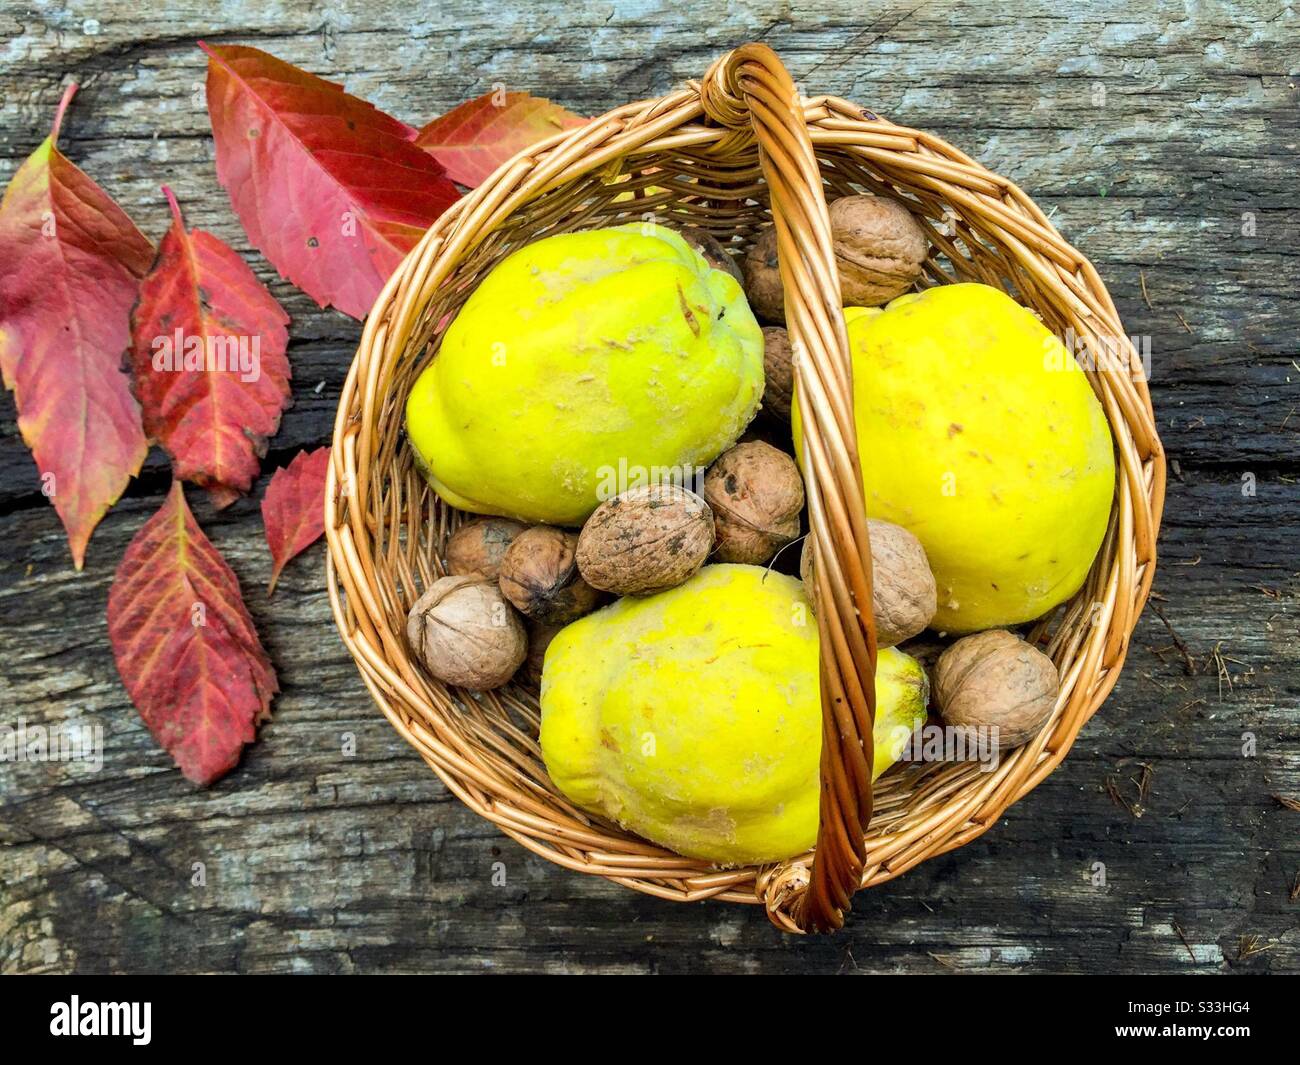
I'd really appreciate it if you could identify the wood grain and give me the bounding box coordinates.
[1,0,1296,973]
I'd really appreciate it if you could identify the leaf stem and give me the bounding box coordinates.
[51,82,78,145]
[161,185,185,230]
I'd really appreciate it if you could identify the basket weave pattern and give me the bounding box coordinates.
[324,46,1165,933]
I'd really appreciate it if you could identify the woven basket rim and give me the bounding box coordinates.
[323,46,1166,934]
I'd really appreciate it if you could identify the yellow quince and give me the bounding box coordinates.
[794,284,1115,631]
[540,564,929,865]
[406,223,763,526]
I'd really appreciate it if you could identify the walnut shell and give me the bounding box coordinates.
[742,197,928,322]
[741,226,784,322]
[703,441,804,565]
[799,519,938,647]
[761,326,795,422]
[499,526,603,624]
[674,225,744,284]
[445,517,527,580]
[576,484,714,596]
[829,195,927,307]
[518,619,564,689]
[406,576,526,691]
[933,629,1059,747]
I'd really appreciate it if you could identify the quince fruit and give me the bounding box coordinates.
[406,223,763,526]
[794,283,1115,632]
[539,564,929,865]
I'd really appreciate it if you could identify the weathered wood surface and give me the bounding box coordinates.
[1,0,1297,974]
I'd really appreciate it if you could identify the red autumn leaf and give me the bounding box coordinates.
[129,187,291,508]
[0,84,152,568]
[262,446,330,594]
[414,91,587,188]
[201,43,460,319]
[107,481,278,785]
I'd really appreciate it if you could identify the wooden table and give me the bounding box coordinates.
[2,0,1296,974]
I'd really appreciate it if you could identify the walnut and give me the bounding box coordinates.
[761,326,795,422]
[445,517,527,580]
[799,519,937,647]
[829,195,927,307]
[703,441,804,565]
[518,619,564,689]
[933,629,1059,748]
[406,576,526,691]
[741,226,784,322]
[499,526,603,624]
[576,484,714,596]
[742,197,928,322]
[674,225,744,285]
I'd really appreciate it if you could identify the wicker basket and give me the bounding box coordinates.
[324,45,1165,933]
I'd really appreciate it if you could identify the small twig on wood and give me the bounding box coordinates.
[1237,934,1271,960]
[1172,920,1197,962]
[1270,794,1300,812]
[1175,310,1193,335]
[1105,775,1141,818]
[1250,584,1281,599]
[1139,270,1153,310]
[1203,642,1234,699]
[1107,761,1154,818]
[1135,762,1154,805]
[1289,870,1300,903]
[1174,698,1205,714]
[1150,602,1197,676]
[928,952,957,970]
[1140,670,1174,693]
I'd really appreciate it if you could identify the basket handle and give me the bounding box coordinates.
[701,45,879,933]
